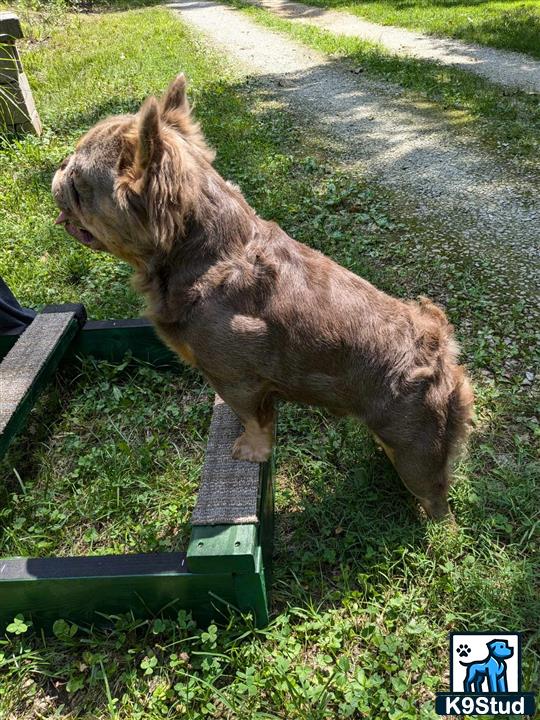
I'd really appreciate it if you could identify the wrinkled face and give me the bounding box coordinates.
[52,74,215,267]
[52,116,135,256]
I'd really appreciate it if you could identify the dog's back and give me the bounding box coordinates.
[185,223,474,519]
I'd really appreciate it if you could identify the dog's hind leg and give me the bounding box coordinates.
[391,445,452,520]
[464,665,484,693]
[463,673,474,694]
[474,678,485,693]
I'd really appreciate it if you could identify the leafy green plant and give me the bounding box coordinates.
[6,615,31,635]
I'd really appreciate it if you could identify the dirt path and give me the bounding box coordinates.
[168,0,539,311]
[244,0,540,94]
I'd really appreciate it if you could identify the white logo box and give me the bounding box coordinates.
[451,633,520,693]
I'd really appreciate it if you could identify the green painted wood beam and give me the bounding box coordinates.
[67,319,179,366]
[233,547,269,627]
[0,314,274,630]
[1,319,179,367]
[258,454,275,587]
[0,552,268,629]
[187,524,259,574]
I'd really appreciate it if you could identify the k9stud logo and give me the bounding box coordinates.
[435,633,536,716]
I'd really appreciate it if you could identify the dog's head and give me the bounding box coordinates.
[487,640,514,660]
[52,74,215,267]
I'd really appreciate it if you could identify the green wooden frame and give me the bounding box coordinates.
[0,309,273,630]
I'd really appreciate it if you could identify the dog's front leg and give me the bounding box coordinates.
[208,380,275,463]
[232,417,274,463]
[485,665,501,693]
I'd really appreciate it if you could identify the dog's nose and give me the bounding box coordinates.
[51,171,69,214]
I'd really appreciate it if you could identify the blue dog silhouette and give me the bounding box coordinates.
[460,639,514,693]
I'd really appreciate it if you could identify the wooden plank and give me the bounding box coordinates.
[68,318,179,366]
[0,12,23,40]
[0,311,80,457]
[258,452,275,587]
[0,551,269,629]
[0,553,188,580]
[0,312,273,629]
[187,524,259,574]
[0,41,22,80]
[187,396,275,615]
[233,547,269,627]
[1,318,179,367]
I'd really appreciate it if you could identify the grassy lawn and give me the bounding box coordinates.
[292,0,540,58]
[0,2,538,719]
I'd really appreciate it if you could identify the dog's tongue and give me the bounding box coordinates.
[55,211,94,245]
[65,223,94,245]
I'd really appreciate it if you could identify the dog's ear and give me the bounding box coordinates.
[123,96,181,252]
[161,73,189,114]
[160,73,216,165]
[117,80,209,252]
[135,96,164,177]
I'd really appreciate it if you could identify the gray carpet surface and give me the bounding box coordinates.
[0,312,74,433]
[191,396,261,525]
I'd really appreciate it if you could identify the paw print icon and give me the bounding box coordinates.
[456,644,471,658]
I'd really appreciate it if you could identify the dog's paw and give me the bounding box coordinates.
[457,644,471,658]
[232,433,271,463]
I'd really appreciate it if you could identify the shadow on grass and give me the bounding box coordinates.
[270,401,539,633]
[22,32,540,201]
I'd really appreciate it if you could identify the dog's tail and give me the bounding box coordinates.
[446,363,475,462]
[412,297,475,464]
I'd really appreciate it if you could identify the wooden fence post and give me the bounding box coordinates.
[0,11,41,135]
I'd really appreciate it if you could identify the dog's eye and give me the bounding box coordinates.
[70,175,82,206]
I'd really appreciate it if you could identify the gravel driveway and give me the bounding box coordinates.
[244,0,540,94]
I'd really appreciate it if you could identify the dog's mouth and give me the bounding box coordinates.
[55,210,96,246]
